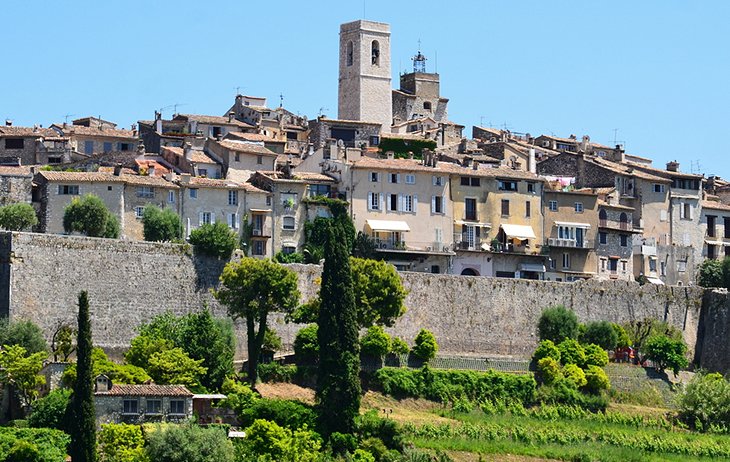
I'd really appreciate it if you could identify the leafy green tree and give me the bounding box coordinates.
[411,329,438,361]
[28,389,71,430]
[537,305,579,343]
[698,258,724,287]
[290,257,407,329]
[238,419,322,462]
[50,322,76,362]
[580,321,618,350]
[583,343,609,367]
[351,231,377,259]
[532,340,561,364]
[612,323,631,349]
[215,258,300,386]
[0,203,38,231]
[557,339,586,367]
[293,324,319,364]
[360,326,391,358]
[188,222,237,259]
[624,318,683,364]
[317,215,361,437]
[0,319,48,354]
[261,328,282,356]
[97,423,149,462]
[69,290,97,462]
[678,372,730,431]
[145,424,234,462]
[63,194,119,238]
[126,310,234,392]
[4,440,42,462]
[644,335,689,376]
[142,205,181,242]
[146,348,207,390]
[0,344,46,409]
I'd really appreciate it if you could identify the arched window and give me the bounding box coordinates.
[619,212,628,223]
[599,208,607,225]
[423,101,432,111]
[371,40,380,66]
[461,268,479,276]
[283,216,295,230]
[346,41,353,66]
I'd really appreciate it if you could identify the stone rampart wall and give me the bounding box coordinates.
[1,232,728,372]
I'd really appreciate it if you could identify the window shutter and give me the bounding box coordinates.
[379,193,384,211]
[432,176,436,186]
[679,202,685,219]
[211,212,216,224]
[431,196,436,213]
[398,194,403,212]
[367,192,373,211]
[233,213,239,229]
[442,195,446,214]
[387,174,392,183]
[198,212,204,226]
[476,226,481,238]
[689,204,694,220]
[413,195,418,213]
[396,174,401,183]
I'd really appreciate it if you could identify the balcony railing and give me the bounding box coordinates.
[453,233,490,251]
[374,239,451,253]
[250,225,272,238]
[547,238,590,249]
[599,219,632,231]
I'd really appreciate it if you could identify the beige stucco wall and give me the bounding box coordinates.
[43,181,124,234]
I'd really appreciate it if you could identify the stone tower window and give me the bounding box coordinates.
[346,41,353,66]
[423,101,432,111]
[371,40,380,66]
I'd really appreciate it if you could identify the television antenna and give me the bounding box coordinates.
[63,113,76,124]
[318,107,329,117]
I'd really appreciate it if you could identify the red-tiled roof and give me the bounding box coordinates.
[217,140,277,156]
[53,124,136,139]
[0,126,59,138]
[702,200,730,211]
[174,114,253,129]
[37,170,178,188]
[95,384,192,397]
[161,146,217,164]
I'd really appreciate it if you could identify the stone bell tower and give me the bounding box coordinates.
[337,20,392,132]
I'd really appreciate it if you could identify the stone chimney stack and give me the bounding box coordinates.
[180,173,192,184]
[113,163,123,176]
[147,163,156,177]
[666,160,680,172]
[528,148,537,174]
[612,145,625,163]
[183,142,193,162]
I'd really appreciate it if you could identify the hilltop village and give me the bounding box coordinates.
[2,19,729,286]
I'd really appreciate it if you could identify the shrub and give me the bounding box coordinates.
[677,372,730,432]
[4,440,41,462]
[0,319,48,354]
[537,306,578,343]
[145,423,234,462]
[237,398,317,430]
[373,367,536,405]
[411,329,438,361]
[274,251,305,264]
[532,339,561,363]
[536,379,608,412]
[536,357,562,385]
[142,205,181,242]
[28,389,71,430]
[390,337,409,355]
[562,364,587,388]
[353,449,376,462]
[261,328,282,355]
[557,339,586,366]
[583,343,609,367]
[0,203,38,231]
[189,222,238,259]
[329,431,358,454]
[98,423,148,462]
[0,427,70,462]
[63,194,119,238]
[294,324,319,364]
[361,326,391,358]
[257,363,297,383]
[580,321,618,351]
[356,409,405,452]
[583,365,610,394]
[644,335,688,375]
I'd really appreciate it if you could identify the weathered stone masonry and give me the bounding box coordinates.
[1,232,729,372]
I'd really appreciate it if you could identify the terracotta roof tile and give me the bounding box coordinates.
[95,384,192,397]
[702,200,730,211]
[37,170,178,188]
[352,157,543,180]
[0,166,34,176]
[225,132,278,142]
[174,114,253,129]
[53,124,136,139]
[161,146,217,164]
[217,140,277,156]
[0,126,59,138]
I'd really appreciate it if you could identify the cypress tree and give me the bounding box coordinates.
[316,217,361,437]
[69,291,97,462]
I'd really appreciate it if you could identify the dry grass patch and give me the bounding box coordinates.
[256,382,315,405]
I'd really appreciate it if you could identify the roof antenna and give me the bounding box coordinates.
[279,93,284,108]
[64,113,76,124]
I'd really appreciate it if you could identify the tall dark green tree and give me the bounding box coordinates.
[69,291,97,462]
[317,212,361,437]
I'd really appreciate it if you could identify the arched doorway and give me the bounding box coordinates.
[461,268,479,276]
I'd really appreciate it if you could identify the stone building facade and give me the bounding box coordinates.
[0,167,33,206]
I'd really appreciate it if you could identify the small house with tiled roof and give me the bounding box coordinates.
[205,138,277,180]
[93,375,193,425]
[0,123,71,165]
[50,121,138,156]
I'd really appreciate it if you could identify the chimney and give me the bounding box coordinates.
[581,135,590,152]
[164,172,175,182]
[666,161,679,172]
[472,160,478,171]
[527,148,537,174]
[612,144,625,163]
[4,119,12,127]
[228,111,235,123]
[148,163,156,177]
[137,140,146,156]
[63,122,67,129]
[386,151,395,160]
[180,173,192,184]
[183,142,193,161]
[569,134,577,140]
[463,156,473,168]
[408,151,414,160]
[113,163,123,176]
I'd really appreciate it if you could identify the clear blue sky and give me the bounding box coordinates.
[3,1,729,178]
